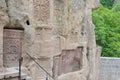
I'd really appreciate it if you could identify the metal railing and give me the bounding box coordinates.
[26,53,55,80]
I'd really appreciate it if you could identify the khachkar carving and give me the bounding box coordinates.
[3,29,23,67]
[33,0,50,24]
[53,47,83,79]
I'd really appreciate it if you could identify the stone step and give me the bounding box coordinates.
[0,67,31,80]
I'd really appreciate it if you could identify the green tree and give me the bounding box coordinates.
[100,0,115,9]
[93,5,120,57]
[112,3,120,12]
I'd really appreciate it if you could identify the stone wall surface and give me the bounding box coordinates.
[100,57,120,80]
[0,67,31,80]
[0,0,101,80]
[0,0,9,67]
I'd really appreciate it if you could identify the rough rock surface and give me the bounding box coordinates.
[0,0,101,80]
[53,47,83,80]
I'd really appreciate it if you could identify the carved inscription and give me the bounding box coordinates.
[33,28,54,57]
[33,0,50,24]
[3,29,23,67]
[53,47,83,79]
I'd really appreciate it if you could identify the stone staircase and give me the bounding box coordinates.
[0,67,31,80]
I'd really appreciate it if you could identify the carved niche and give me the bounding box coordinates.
[33,0,50,24]
[3,29,23,67]
[53,47,83,79]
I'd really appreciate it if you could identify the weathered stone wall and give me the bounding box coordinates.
[100,57,120,80]
[0,67,30,80]
[0,0,101,80]
[0,0,9,67]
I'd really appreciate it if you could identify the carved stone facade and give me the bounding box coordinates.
[53,47,83,80]
[33,0,50,24]
[0,0,101,80]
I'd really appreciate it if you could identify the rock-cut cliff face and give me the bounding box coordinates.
[0,0,101,80]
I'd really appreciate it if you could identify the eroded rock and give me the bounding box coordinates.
[0,0,101,80]
[53,47,83,79]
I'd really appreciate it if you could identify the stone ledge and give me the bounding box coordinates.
[0,67,30,80]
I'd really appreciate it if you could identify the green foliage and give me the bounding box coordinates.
[112,3,120,12]
[100,0,115,9]
[92,5,120,57]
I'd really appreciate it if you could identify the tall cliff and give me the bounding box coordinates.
[0,0,101,80]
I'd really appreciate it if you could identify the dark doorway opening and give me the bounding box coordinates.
[4,27,24,30]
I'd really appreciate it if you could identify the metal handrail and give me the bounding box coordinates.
[26,53,55,80]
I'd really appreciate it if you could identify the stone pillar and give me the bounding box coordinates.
[0,26,3,67]
[0,0,9,68]
[95,46,102,80]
